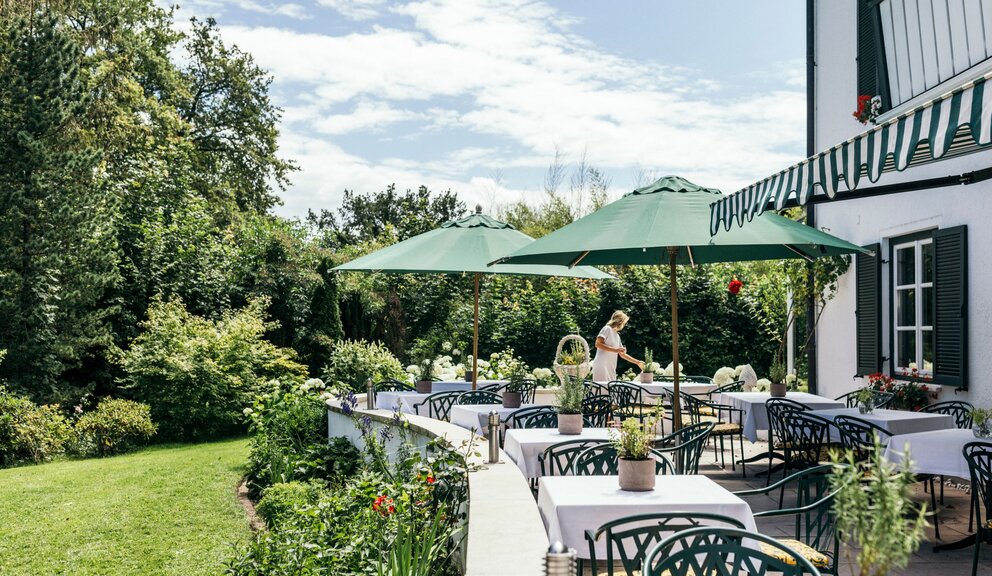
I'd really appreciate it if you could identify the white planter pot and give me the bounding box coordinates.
[557,413,583,435]
[618,458,656,491]
[639,372,654,384]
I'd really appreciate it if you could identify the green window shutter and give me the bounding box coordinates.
[855,243,882,376]
[857,0,890,110]
[933,226,968,388]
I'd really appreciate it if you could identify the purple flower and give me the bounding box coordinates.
[392,405,403,425]
[359,415,373,436]
[337,391,358,416]
[378,426,394,442]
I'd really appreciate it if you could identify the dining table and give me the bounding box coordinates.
[449,404,535,434]
[809,407,957,441]
[715,392,845,442]
[883,428,975,479]
[503,428,615,478]
[375,380,508,414]
[635,381,718,397]
[537,475,758,560]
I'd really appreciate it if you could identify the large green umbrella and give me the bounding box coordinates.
[334,208,612,389]
[493,176,867,427]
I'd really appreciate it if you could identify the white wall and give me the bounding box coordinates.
[812,1,992,406]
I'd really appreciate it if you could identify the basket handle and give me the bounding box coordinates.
[555,334,590,364]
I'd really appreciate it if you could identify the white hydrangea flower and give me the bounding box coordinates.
[734,365,745,378]
[785,373,798,385]
[755,378,771,392]
[243,407,254,416]
[442,341,452,351]
[451,348,462,357]
[406,365,421,375]
[713,367,737,386]
[662,362,684,377]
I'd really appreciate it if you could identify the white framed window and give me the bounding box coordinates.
[891,234,933,375]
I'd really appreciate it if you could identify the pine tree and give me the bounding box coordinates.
[0,11,119,401]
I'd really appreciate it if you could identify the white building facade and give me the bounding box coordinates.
[710,0,992,405]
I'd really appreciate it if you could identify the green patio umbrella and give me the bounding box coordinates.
[334,207,612,389]
[492,176,868,427]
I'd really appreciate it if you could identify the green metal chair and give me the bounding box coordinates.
[963,442,992,576]
[411,391,460,420]
[478,382,507,393]
[643,526,822,575]
[651,421,714,475]
[765,398,811,484]
[516,379,539,404]
[584,512,745,576]
[834,389,894,409]
[734,464,841,575]
[538,438,609,478]
[367,379,413,406]
[520,408,557,429]
[704,379,744,401]
[585,379,610,399]
[680,391,747,475]
[609,381,646,422]
[920,400,973,510]
[574,445,675,476]
[504,405,555,429]
[581,394,612,427]
[456,390,501,405]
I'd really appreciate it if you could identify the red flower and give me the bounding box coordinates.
[372,495,395,516]
[426,475,435,484]
[728,277,743,295]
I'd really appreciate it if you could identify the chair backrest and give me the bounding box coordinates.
[834,389,860,408]
[521,407,558,429]
[575,445,673,476]
[375,378,413,392]
[505,405,556,429]
[872,391,895,409]
[479,382,507,393]
[413,391,461,420]
[781,465,839,555]
[964,442,992,532]
[586,512,745,576]
[581,394,612,427]
[833,415,891,461]
[539,439,610,477]
[922,400,974,429]
[766,397,811,447]
[609,381,644,419]
[658,374,714,384]
[709,379,744,397]
[517,379,539,404]
[653,421,715,474]
[457,390,502,405]
[780,411,831,469]
[584,379,610,399]
[643,527,821,576]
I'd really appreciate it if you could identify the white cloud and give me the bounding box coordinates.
[173,0,311,20]
[217,0,808,216]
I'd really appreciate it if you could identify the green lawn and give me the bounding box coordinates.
[0,438,252,575]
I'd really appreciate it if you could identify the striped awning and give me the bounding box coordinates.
[710,70,992,235]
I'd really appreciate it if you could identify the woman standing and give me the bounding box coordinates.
[591,310,643,382]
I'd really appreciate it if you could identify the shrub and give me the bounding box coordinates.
[0,387,72,466]
[323,339,405,392]
[119,297,308,439]
[256,480,326,528]
[73,399,156,456]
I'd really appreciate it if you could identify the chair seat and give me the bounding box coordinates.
[760,538,832,568]
[710,422,742,435]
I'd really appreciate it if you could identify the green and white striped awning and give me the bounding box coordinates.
[710,70,992,235]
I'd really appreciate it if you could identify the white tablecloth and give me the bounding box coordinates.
[503,428,615,478]
[810,408,957,442]
[716,392,845,442]
[537,475,758,559]
[636,381,718,397]
[376,391,425,414]
[434,380,508,392]
[450,404,534,434]
[883,428,978,479]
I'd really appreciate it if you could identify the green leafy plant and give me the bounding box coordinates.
[612,418,655,460]
[830,439,928,576]
[973,408,992,426]
[855,387,875,407]
[256,480,327,528]
[0,387,72,467]
[324,339,406,392]
[642,349,658,373]
[419,358,437,382]
[505,360,529,392]
[72,399,157,456]
[558,340,585,365]
[768,358,786,384]
[555,377,584,415]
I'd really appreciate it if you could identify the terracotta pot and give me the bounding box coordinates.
[618,458,656,491]
[415,380,433,394]
[502,391,522,408]
[639,372,654,384]
[769,382,787,398]
[557,413,583,435]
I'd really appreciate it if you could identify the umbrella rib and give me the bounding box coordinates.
[569,250,590,268]
[784,244,816,262]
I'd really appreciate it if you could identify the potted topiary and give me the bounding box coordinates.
[553,336,590,386]
[768,359,787,398]
[503,362,526,408]
[612,418,658,491]
[555,374,584,435]
[972,408,992,438]
[640,349,658,383]
[416,358,435,394]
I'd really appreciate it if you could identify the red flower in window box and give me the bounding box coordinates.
[728,277,743,295]
[853,94,882,125]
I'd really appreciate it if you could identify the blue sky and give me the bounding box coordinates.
[171,1,808,218]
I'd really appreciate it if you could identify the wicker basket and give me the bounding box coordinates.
[552,335,591,386]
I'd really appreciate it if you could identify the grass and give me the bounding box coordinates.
[0,438,251,576]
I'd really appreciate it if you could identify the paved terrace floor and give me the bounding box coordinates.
[575,438,992,575]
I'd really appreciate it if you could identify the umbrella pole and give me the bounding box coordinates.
[668,248,681,431]
[472,273,480,391]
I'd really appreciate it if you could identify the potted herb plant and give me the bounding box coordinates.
[972,408,992,438]
[416,358,435,394]
[612,418,658,491]
[503,362,526,408]
[555,374,584,435]
[640,348,658,383]
[768,359,787,398]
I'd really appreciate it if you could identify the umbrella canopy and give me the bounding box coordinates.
[494,175,866,267]
[334,208,611,391]
[493,176,868,428]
